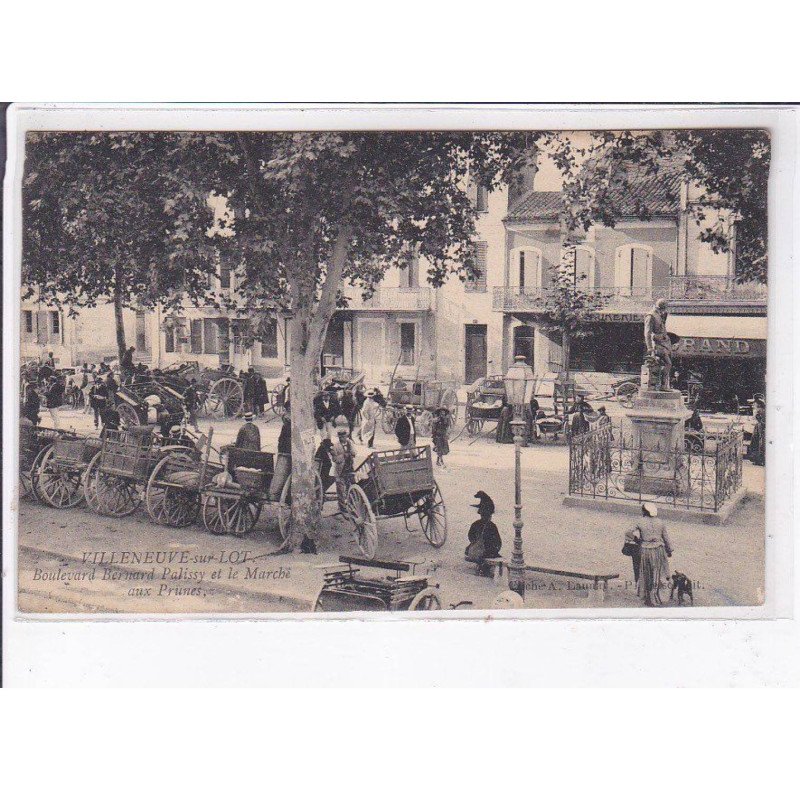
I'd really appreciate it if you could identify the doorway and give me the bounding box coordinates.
[464,324,488,384]
[513,325,535,369]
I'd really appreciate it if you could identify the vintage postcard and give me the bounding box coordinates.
[6,105,777,617]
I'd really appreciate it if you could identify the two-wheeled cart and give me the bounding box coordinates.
[464,375,506,435]
[19,425,64,501]
[345,445,447,560]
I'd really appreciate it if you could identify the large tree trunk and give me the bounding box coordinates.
[284,309,326,551]
[113,283,127,362]
[281,226,352,552]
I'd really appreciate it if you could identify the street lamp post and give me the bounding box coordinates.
[504,354,535,599]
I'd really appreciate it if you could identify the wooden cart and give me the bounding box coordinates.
[19,425,64,501]
[199,447,324,541]
[382,378,459,437]
[83,427,192,517]
[345,445,447,560]
[144,428,221,527]
[313,556,442,612]
[464,375,506,435]
[115,380,187,429]
[34,433,103,509]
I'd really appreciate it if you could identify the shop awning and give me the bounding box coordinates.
[667,315,766,340]
[667,315,767,359]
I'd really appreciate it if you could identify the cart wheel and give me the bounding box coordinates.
[207,378,244,418]
[466,416,485,436]
[35,447,85,509]
[116,402,142,428]
[278,472,324,547]
[83,452,103,513]
[380,405,398,435]
[96,474,142,517]
[269,387,287,418]
[442,389,459,425]
[28,446,50,502]
[616,382,638,409]
[408,588,442,611]
[417,409,433,438]
[418,480,447,548]
[347,484,378,559]
[145,454,201,527]
[202,493,258,536]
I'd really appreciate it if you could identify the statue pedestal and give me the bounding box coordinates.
[623,389,691,495]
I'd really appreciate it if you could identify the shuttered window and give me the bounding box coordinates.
[465,241,488,293]
[259,318,278,359]
[203,318,219,355]
[476,185,489,212]
[190,319,203,354]
[23,310,33,335]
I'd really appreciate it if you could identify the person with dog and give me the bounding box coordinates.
[623,503,673,606]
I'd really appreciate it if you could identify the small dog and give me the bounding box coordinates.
[669,571,694,606]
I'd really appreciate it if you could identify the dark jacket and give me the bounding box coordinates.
[340,392,356,421]
[467,519,502,560]
[183,385,200,411]
[89,383,109,408]
[313,395,340,429]
[395,415,414,446]
[235,422,261,451]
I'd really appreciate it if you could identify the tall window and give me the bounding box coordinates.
[23,310,33,334]
[190,319,203,354]
[573,246,595,291]
[399,251,420,288]
[219,263,231,289]
[476,184,489,212]
[259,318,279,359]
[50,310,60,335]
[516,248,542,291]
[135,311,147,351]
[399,322,416,366]
[466,241,488,293]
[615,245,653,297]
[203,318,220,355]
[165,327,176,353]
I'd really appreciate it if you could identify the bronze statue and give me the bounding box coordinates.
[643,298,672,390]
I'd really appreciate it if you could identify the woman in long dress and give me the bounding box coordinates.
[623,503,673,606]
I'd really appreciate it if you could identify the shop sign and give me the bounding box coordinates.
[595,312,644,323]
[674,337,765,358]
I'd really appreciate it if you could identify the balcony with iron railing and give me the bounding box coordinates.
[492,285,661,314]
[667,275,767,312]
[493,276,767,315]
[342,286,434,312]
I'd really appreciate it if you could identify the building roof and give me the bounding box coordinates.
[506,171,682,224]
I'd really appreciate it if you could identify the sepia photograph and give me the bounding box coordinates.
[9,111,772,616]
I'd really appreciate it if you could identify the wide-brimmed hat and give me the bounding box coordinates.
[642,502,658,517]
[365,389,376,398]
[335,425,349,436]
[243,411,255,421]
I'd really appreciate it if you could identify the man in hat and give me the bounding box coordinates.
[88,375,109,429]
[465,491,502,574]
[234,411,262,451]
[182,378,201,432]
[358,388,380,447]
[395,405,416,452]
[314,389,339,441]
[331,420,356,512]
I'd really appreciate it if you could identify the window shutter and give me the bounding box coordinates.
[190,319,203,354]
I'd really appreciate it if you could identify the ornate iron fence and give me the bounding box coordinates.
[568,422,743,512]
